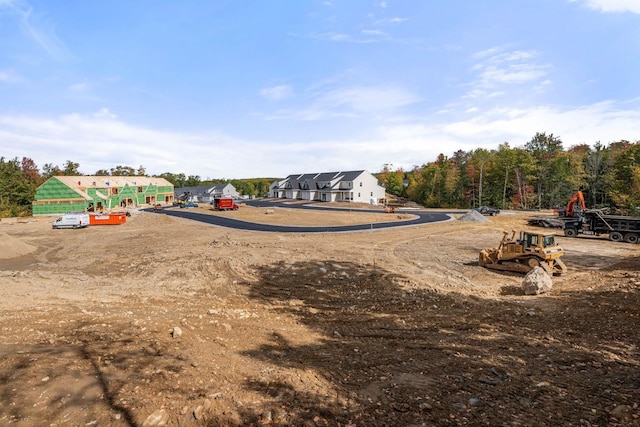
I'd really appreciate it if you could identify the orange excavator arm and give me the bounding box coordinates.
[565,190,585,217]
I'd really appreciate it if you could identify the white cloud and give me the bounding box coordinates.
[309,32,382,44]
[0,0,20,8]
[263,84,422,121]
[374,17,408,25]
[316,86,421,114]
[571,0,640,14]
[362,29,386,36]
[260,85,293,101]
[377,100,640,169]
[69,82,88,92]
[1,0,72,60]
[2,99,638,178]
[0,69,22,83]
[466,48,551,98]
[0,112,269,177]
[93,108,117,119]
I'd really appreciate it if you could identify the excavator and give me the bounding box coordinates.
[479,230,567,276]
[558,190,585,217]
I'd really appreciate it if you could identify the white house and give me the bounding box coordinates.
[269,170,386,204]
[175,183,239,203]
[208,183,239,199]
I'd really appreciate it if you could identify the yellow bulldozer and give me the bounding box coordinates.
[479,230,567,276]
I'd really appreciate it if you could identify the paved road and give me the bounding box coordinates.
[146,200,457,233]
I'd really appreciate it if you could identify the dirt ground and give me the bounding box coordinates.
[0,203,638,426]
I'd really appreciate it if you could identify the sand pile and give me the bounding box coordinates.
[0,232,37,259]
[458,210,491,223]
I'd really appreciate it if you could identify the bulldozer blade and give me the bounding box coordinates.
[553,258,567,275]
[482,261,532,274]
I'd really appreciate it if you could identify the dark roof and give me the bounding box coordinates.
[209,183,231,191]
[174,185,211,196]
[281,170,367,190]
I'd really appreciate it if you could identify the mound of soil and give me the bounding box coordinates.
[458,209,490,222]
[0,231,36,259]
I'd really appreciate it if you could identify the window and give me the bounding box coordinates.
[358,193,361,197]
[370,192,373,196]
[138,186,143,192]
[111,188,118,195]
[543,235,555,247]
[359,182,362,187]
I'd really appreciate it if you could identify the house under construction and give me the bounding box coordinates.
[32,176,175,216]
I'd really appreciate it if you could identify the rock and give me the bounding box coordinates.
[142,409,170,426]
[171,326,183,338]
[610,404,631,419]
[259,410,272,424]
[522,266,553,295]
[193,405,204,420]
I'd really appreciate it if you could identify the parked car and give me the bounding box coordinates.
[474,206,500,216]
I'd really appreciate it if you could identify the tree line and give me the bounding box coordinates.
[376,133,640,215]
[1,132,640,217]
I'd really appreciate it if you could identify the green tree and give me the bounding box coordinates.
[110,165,135,176]
[524,132,564,208]
[584,142,609,208]
[42,163,63,178]
[385,170,405,197]
[185,175,201,186]
[511,148,537,209]
[609,142,640,212]
[493,143,518,209]
[63,160,81,175]
[157,172,187,187]
[469,148,493,207]
[229,179,256,197]
[405,166,425,205]
[0,157,35,216]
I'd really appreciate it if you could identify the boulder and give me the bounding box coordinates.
[522,266,553,295]
[142,409,170,426]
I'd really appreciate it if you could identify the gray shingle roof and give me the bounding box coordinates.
[277,170,367,190]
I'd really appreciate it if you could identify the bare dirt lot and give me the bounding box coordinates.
[0,204,638,426]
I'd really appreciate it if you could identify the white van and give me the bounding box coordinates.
[52,213,90,229]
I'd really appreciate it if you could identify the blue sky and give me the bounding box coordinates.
[1,0,639,179]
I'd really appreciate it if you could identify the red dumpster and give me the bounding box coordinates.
[89,213,127,225]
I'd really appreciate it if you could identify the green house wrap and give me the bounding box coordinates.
[33,176,175,216]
